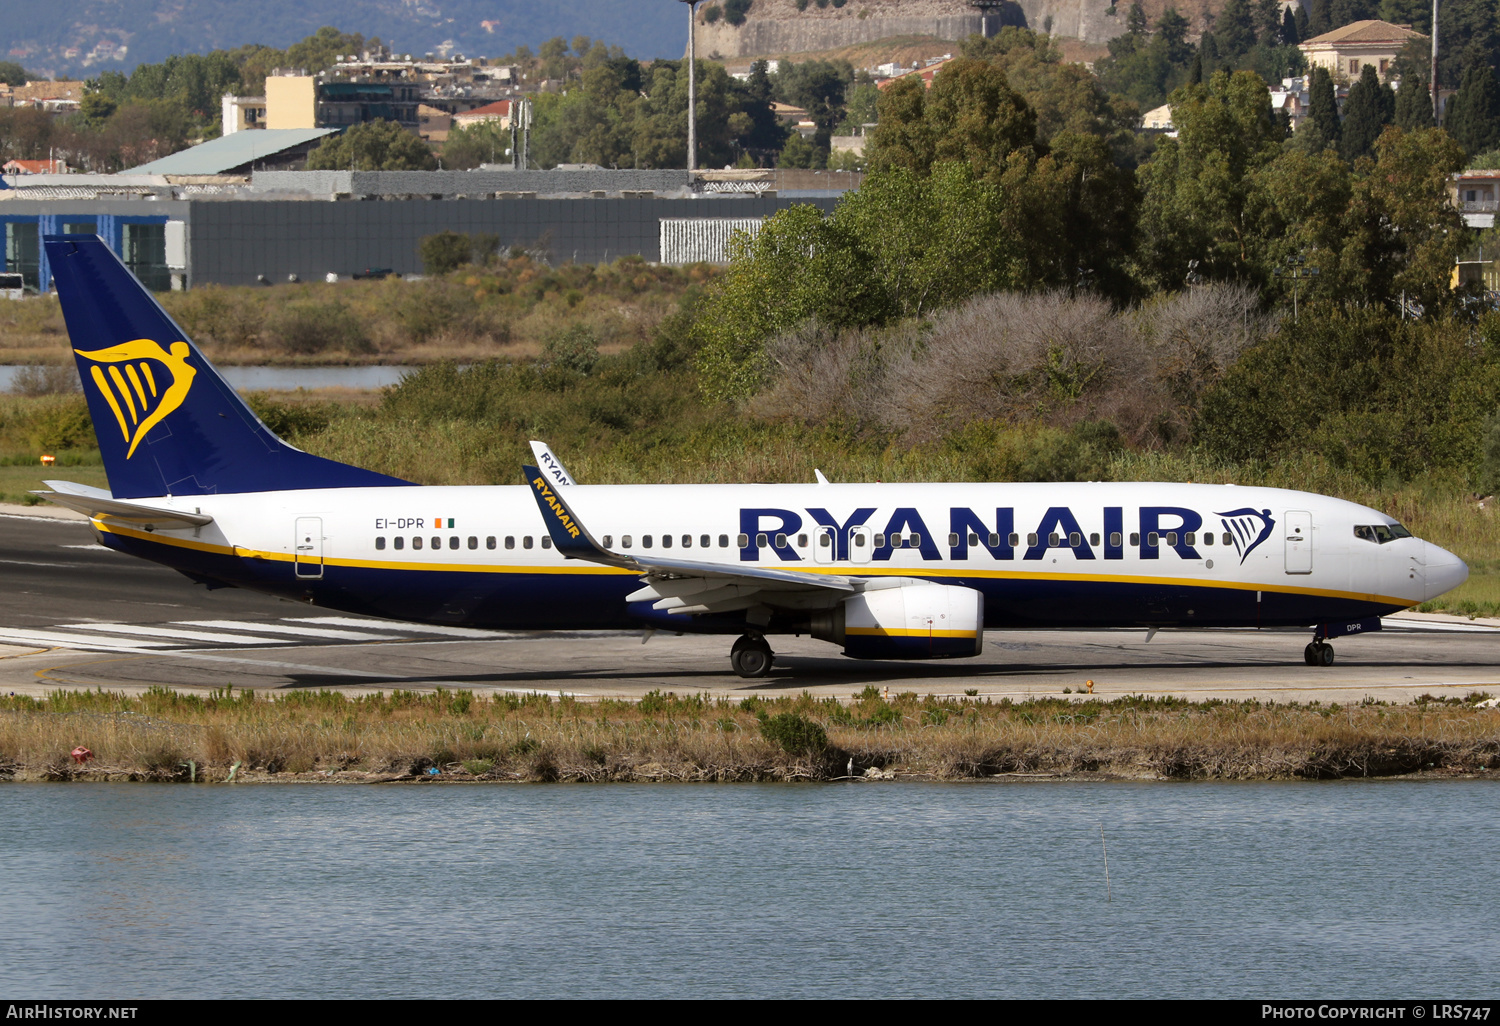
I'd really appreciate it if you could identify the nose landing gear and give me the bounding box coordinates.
[730,633,775,678]
[1304,640,1335,666]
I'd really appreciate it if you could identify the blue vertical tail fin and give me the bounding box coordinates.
[45,234,412,499]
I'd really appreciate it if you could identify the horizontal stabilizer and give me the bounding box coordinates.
[32,483,213,528]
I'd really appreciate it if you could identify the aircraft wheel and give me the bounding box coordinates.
[1304,643,1318,666]
[730,635,774,678]
[1318,643,1335,667]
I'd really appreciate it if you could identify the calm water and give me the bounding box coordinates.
[3,781,1497,999]
[0,365,412,392]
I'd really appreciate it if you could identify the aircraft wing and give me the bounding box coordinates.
[522,464,855,616]
[33,480,214,529]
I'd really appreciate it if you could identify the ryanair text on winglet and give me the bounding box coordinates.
[531,477,582,538]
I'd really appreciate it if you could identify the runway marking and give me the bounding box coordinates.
[0,627,173,652]
[60,544,114,552]
[0,558,77,568]
[173,619,403,641]
[58,623,285,646]
[288,616,502,638]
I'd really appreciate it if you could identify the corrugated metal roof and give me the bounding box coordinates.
[123,128,339,175]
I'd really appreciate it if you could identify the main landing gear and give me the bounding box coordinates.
[730,633,775,678]
[1304,640,1335,666]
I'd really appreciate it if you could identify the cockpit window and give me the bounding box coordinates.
[1354,523,1413,544]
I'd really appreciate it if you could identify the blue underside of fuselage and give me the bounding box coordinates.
[102,531,1402,635]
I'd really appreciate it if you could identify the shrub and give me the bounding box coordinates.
[420,231,472,276]
[8,365,78,397]
[759,712,828,755]
[542,325,599,374]
[244,393,332,440]
[462,758,495,775]
[265,301,370,355]
[725,0,753,25]
[703,4,723,24]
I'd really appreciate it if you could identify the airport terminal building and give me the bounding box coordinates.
[0,168,852,293]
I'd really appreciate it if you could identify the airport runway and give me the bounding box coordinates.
[2,508,1498,702]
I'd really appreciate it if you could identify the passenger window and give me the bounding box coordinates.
[1027,533,1039,547]
[756,533,768,548]
[1068,532,1081,547]
[394,536,404,550]
[1089,533,1099,546]
[701,535,711,548]
[1049,533,1060,547]
[523,536,533,549]
[775,533,786,548]
[873,534,885,547]
[375,537,386,550]
[986,533,997,547]
[542,537,552,549]
[1222,532,1232,545]
[486,537,496,549]
[1109,532,1121,547]
[643,535,653,548]
[970,533,980,546]
[413,537,423,550]
[1008,533,1019,547]
[797,534,808,547]
[683,535,693,548]
[468,536,478,550]
[736,534,747,547]
[661,534,672,548]
[602,535,613,548]
[1184,532,1195,546]
[622,536,633,548]
[1130,533,1140,546]
[1201,532,1212,546]
[1148,532,1160,547]
[818,533,831,547]
[853,534,867,548]
[431,536,441,549]
[449,536,459,550]
[1166,532,1177,546]
[950,533,961,547]
[911,534,922,547]
[505,536,515,549]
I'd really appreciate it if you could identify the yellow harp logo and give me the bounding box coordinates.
[74,339,196,459]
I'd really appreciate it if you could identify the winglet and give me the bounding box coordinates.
[814,469,830,486]
[522,465,629,566]
[529,441,576,486]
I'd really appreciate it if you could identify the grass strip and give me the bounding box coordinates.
[3,687,1498,783]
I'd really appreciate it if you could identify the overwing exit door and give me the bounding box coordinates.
[295,517,324,579]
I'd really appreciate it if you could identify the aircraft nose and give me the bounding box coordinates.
[1424,542,1469,602]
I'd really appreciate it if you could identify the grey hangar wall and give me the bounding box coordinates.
[189,195,839,286]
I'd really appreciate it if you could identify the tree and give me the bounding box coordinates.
[1329,0,1378,28]
[1216,0,1260,59]
[1445,55,1500,155]
[441,121,511,170]
[1280,6,1300,46]
[306,120,438,171]
[1344,127,1466,310]
[1136,71,1286,289]
[0,61,28,87]
[1301,66,1342,153]
[285,27,373,75]
[1394,72,1436,129]
[866,58,1036,180]
[1308,0,1333,36]
[1340,64,1395,162]
[1256,0,1285,44]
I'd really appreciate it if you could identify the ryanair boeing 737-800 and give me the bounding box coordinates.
[31,235,1470,677]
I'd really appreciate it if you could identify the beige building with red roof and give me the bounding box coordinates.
[1299,20,1427,83]
[452,100,514,131]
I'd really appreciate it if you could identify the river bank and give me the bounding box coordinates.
[5,687,1498,784]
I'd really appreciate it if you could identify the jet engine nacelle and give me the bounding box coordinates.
[812,582,984,660]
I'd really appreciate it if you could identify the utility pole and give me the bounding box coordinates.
[1432,0,1441,125]
[678,0,698,173]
